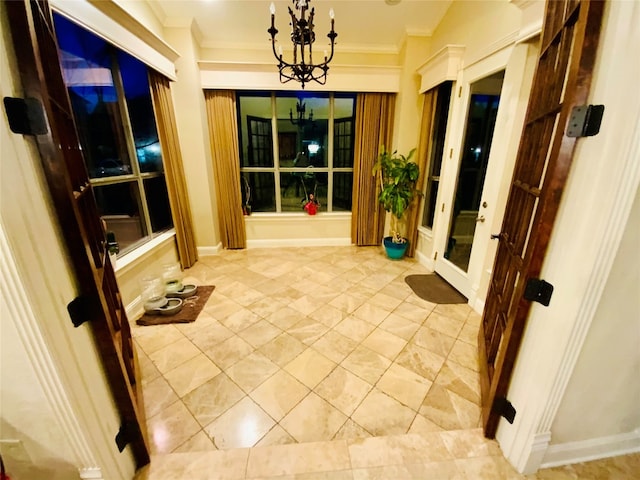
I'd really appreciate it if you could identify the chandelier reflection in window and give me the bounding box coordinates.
[290,100,314,126]
[268,0,337,89]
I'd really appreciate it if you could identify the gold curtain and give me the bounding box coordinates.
[405,89,437,257]
[204,90,246,249]
[149,71,198,268]
[351,93,396,246]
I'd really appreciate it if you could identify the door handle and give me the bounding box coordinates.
[476,215,485,223]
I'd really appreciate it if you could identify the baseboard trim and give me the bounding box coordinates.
[246,237,352,248]
[198,243,222,256]
[540,429,640,469]
[79,467,104,479]
[415,250,435,271]
[126,296,144,323]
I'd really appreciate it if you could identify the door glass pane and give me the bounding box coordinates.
[445,71,504,271]
[94,181,146,251]
[422,81,452,228]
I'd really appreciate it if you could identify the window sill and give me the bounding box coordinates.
[113,229,176,274]
[244,212,352,220]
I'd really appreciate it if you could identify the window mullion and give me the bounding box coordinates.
[271,93,282,212]
[111,50,152,237]
[327,93,335,212]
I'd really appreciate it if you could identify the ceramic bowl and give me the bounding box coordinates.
[143,296,168,312]
[158,298,183,315]
[166,284,198,299]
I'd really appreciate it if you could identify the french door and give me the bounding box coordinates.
[479,0,605,438]
[6,0,149,466]
[435,59,507,299]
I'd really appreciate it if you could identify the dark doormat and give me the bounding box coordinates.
[136,285,215,326]
[405,275,467,304]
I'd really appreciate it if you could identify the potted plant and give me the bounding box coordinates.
[372,147,420,259]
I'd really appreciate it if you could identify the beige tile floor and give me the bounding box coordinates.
[131,246,639,479]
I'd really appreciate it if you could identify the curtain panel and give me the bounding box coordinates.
[351,93,396,246]
[149,71,198,268]
[204,90,246,249]
[406,89,437,257]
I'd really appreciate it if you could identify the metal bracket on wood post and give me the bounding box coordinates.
[115,421,139,453]
[567,104,604,137]
[3,97,48,135]
[67,295,95,328]
[493,397,517,424]
[523,278,554,306]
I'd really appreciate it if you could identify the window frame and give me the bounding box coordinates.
[54,12,173,256]
[238,91,356,214]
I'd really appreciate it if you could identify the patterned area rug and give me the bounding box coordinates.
[136,285,215,326]
[404,275,467,304]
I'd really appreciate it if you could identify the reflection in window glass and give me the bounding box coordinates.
[238,93,273,167]
[333,172,353,211]
[54,12,173,255]
[276,94,329,168]
[280,171,327,212]
[144,177,172,231]
[237,92,355,213]
[242,172,276,212]
[334,95,356,169]
[94,182,146,250]
[55,14,131,179]
[119,51,163,173]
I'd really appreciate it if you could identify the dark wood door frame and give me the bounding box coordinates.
[479,0,606,438]
[5,0,149,467]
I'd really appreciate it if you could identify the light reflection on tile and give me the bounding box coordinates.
[204,397,275,449]
[146,400,201,454]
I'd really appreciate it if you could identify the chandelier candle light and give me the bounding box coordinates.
[268,0,337,89]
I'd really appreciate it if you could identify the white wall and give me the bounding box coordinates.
[164,24,221,254]
[550,188,640,443]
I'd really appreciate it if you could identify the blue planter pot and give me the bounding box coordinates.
[383,236,409,260]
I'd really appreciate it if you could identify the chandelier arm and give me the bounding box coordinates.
[268,0,335,88]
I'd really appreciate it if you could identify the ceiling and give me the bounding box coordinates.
[148,0,454,53]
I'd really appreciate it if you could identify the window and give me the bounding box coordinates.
[422,81,453,229]
[54,13,172,254]
[237,91,356,213]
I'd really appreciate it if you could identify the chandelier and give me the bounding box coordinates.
[268,0,337,89]
[290,100,314,126]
